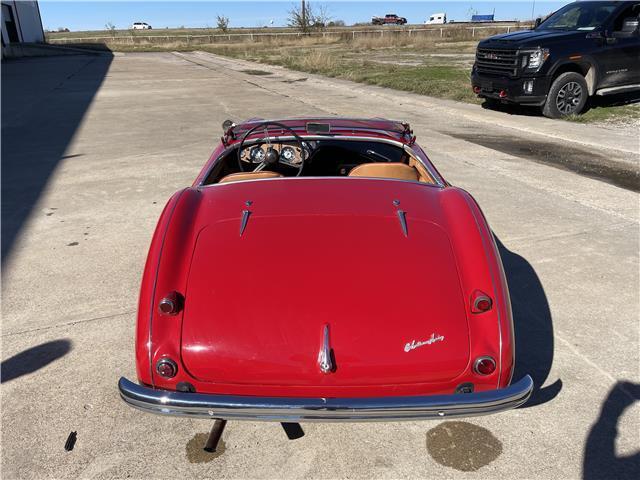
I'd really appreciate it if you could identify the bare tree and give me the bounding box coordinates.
[216,15,230,32]
[288,2,331,32]
[105,21,116,37]
[313,4,332,29]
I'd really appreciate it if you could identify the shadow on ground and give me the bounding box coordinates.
[583,382,640,480]
[1,51,113,264]
[482,90,640,117]
[587,90,640,111]
[1,339,72,383]
[496,238,561,407]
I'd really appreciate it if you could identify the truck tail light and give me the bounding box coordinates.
[473,356,496,376]
[473,86,481,94]
[499,90,508,98]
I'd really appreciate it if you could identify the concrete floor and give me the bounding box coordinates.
[1,52,638,479]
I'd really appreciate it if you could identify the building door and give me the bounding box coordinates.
[2,4,20,43]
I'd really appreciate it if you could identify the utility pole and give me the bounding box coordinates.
[531,0,536,21]
[302,0,306,30]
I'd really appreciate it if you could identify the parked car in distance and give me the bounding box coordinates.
[118,117,533,432]
[471,0,640,118]
[372,14,408,25]
[131,22,152,30]
[426,13,447,25]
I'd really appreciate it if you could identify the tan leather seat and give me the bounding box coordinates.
[408,157,435,184]
[348,162,419,182]
[218,171,283,184]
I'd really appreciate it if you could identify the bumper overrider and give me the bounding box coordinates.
[118,375,533,422]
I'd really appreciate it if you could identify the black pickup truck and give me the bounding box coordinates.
[471,1,639,118]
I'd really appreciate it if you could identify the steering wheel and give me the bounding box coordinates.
[237,121,306,176]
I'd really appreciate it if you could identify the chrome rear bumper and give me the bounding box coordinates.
[118,375,533,422]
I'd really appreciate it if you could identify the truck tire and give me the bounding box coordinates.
[542,72,588,118]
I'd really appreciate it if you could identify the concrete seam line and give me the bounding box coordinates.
[2,310,136,337]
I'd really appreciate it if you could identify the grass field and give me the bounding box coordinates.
[48,30,639,125]
[203,36,480,103]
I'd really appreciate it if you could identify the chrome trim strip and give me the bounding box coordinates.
[118,375,533,422]
[239,209,251,236]
[397,210,408,237]
[596,84,640,96]
[232,117,408,134]
[317,324,333,374]
[403,144,444,187]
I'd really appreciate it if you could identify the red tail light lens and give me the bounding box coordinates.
[473,356,496,376]
[156,358,178,378]
[471,290,493,313]
[473,86,481,94]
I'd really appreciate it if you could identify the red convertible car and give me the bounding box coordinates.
[119,118,532,432]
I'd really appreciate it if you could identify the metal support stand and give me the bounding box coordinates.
[204,419,227,452]
[281,422,305,440]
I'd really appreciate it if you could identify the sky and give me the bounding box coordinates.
[38,0,571,32]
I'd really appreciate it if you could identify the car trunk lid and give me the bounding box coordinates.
[180,180,470,386]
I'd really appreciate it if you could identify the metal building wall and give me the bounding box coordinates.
[1,0,44,44]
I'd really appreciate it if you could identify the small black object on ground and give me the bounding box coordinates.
[64,431,77,451]
[281,422,305,440]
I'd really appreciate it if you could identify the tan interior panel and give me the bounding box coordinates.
[348,162,419,181]
[218,171,283,184]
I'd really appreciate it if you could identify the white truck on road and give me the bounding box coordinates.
[425,13,446,24]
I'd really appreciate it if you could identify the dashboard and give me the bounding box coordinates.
[239,141,313,167]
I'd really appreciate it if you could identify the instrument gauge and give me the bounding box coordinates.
[280,146,297,163]
[249,146,265,163]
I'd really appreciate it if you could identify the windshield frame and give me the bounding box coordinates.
[200,136,445,188]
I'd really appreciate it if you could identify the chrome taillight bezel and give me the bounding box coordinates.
[471,290,493,313]
[158,291,182,315]
[473,356,497,376]
[156,358,178,378]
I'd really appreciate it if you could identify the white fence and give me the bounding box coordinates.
[49,25,529,45]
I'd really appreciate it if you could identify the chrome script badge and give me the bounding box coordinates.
[404,333,445,352]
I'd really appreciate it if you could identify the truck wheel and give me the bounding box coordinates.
[542,72,588,118]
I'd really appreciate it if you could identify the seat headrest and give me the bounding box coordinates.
[218,171,283,184]
[348,162,419,182]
